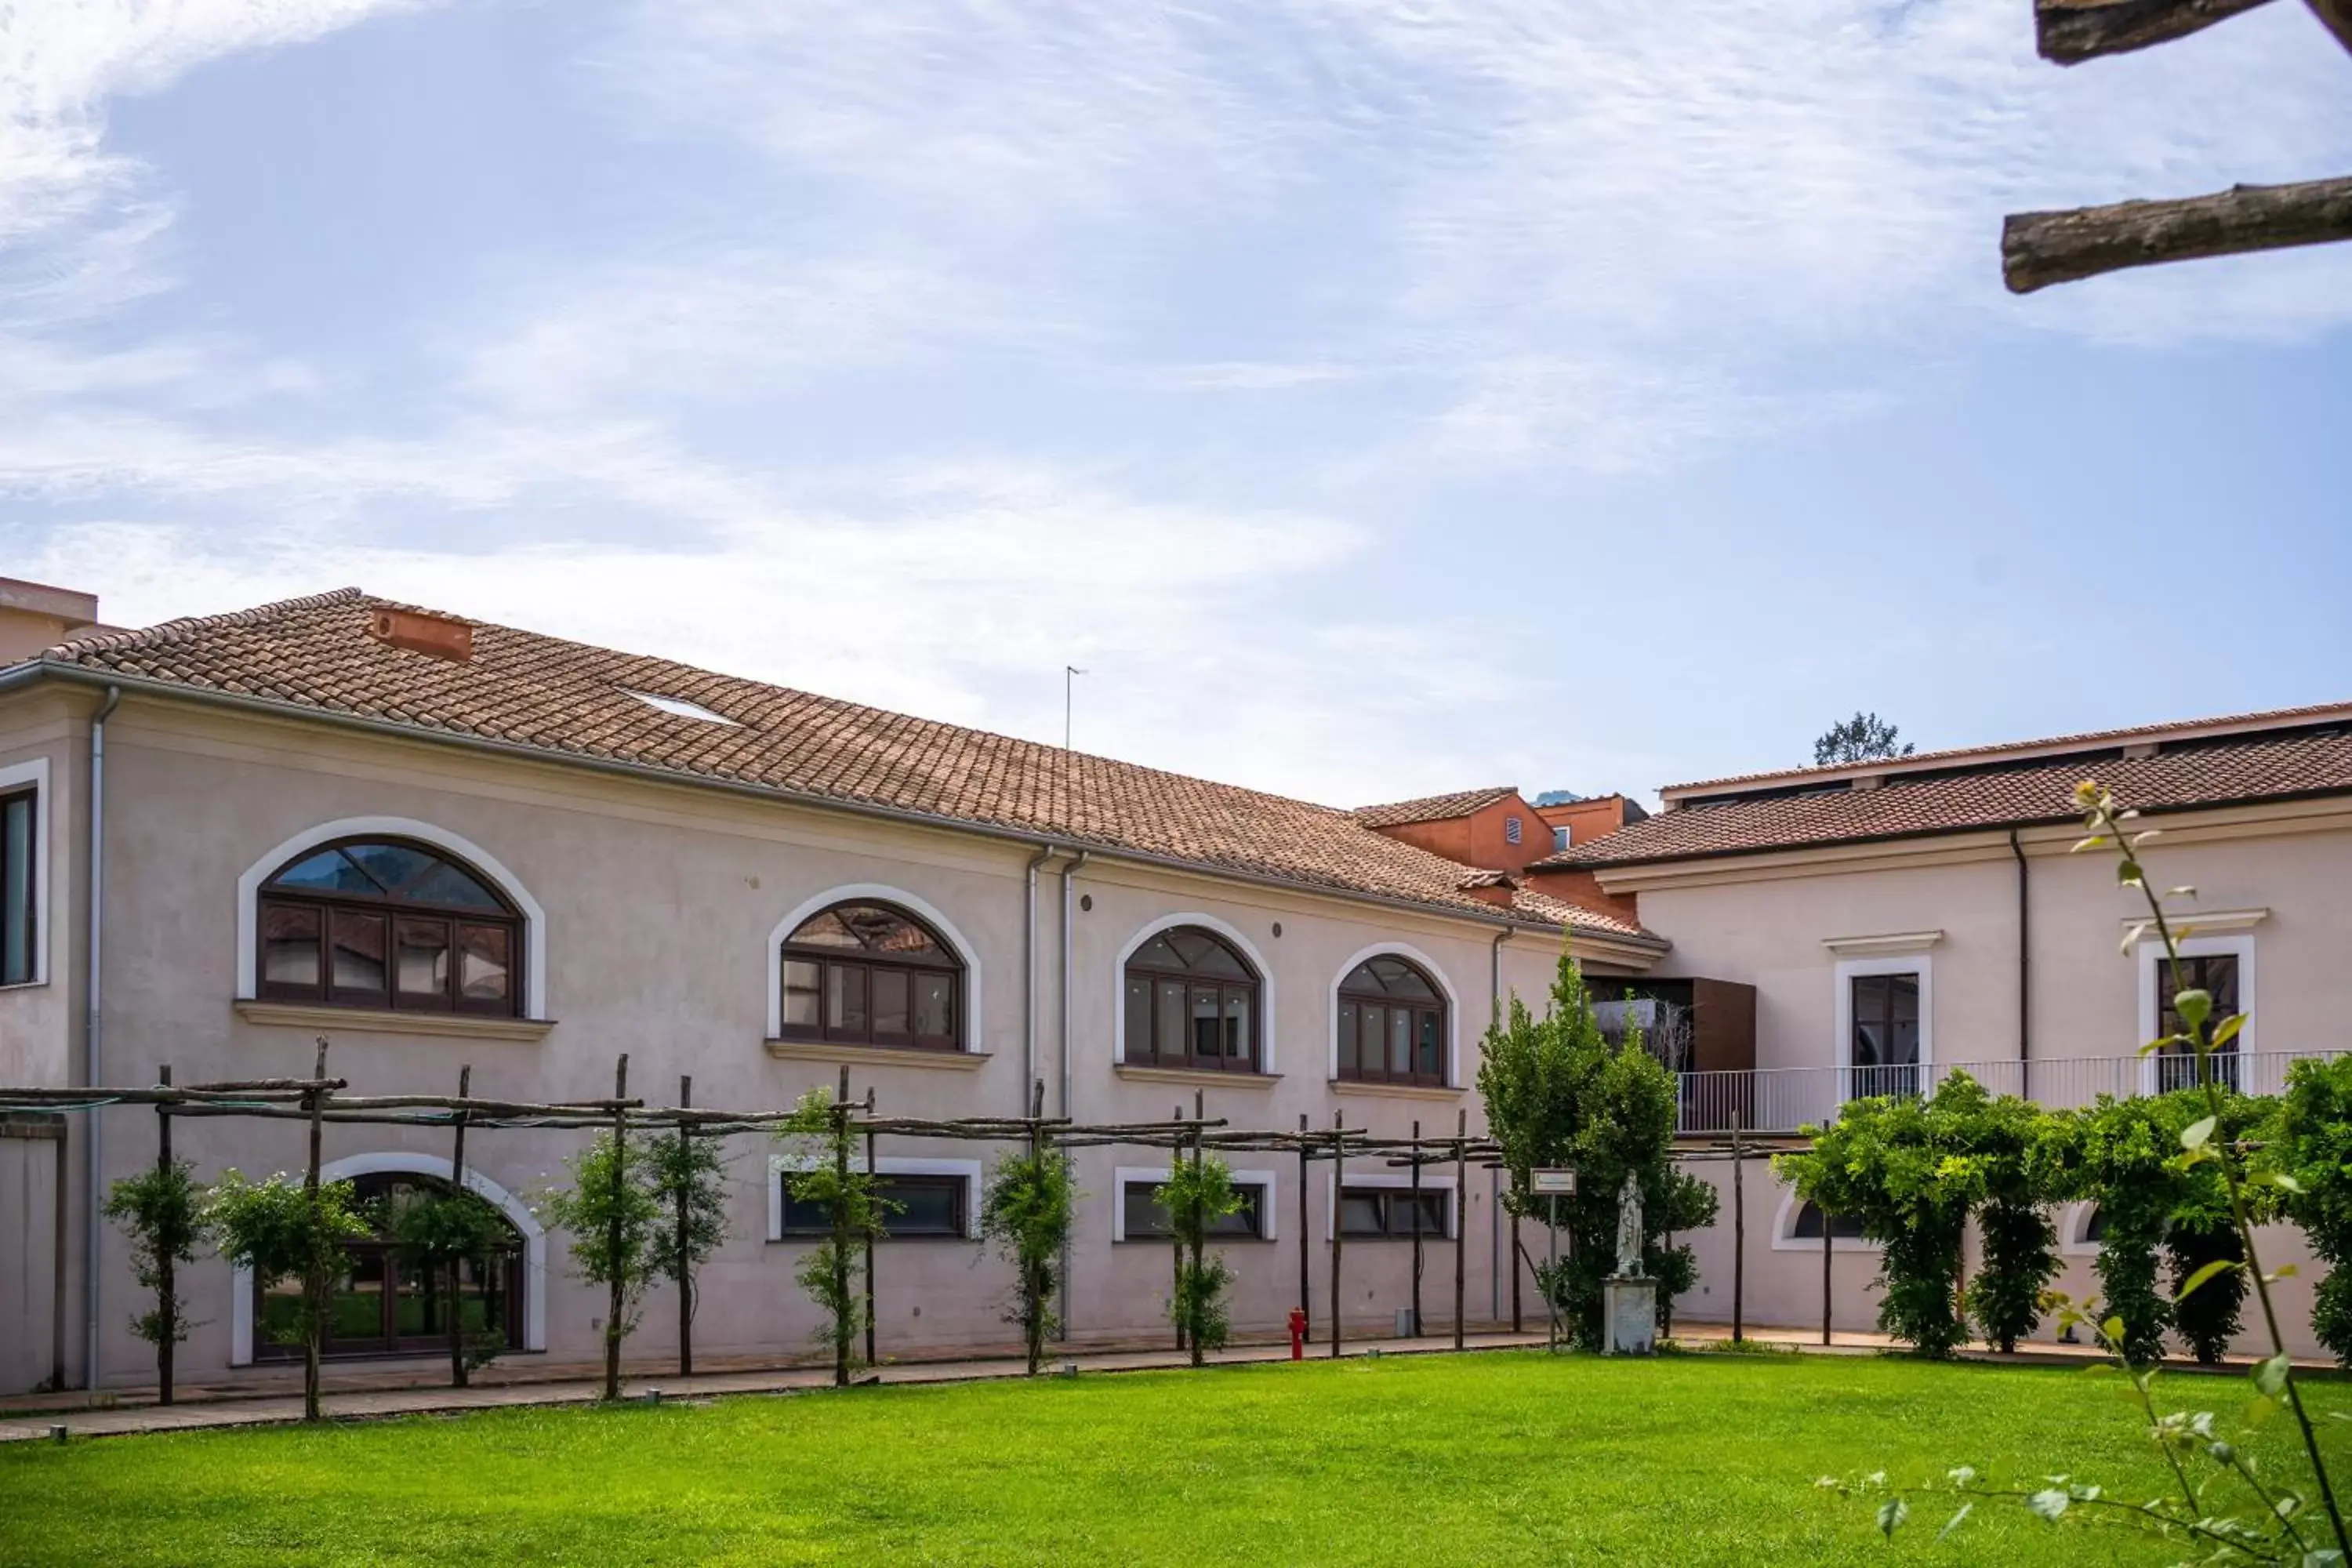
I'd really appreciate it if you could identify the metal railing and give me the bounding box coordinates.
[1674,1049,2352,1137]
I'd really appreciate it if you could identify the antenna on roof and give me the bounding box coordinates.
[1064,666,1087,750]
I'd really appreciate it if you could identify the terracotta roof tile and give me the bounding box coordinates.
[34,590,1664,945]
[1353,786,1517,829]
[1552,724,2352,869]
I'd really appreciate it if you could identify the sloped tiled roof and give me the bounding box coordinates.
[1353,786,1518,829]
[1551,722,2352,869]
[25,589,1665,946]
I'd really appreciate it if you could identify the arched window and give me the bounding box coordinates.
[779,902,962,1051]
[1338,955,1446,1086]
[256,1171,524,1360]
[1789,1201,1867,1242]
[1123,926,1261,1073]
[258,839,522,1015]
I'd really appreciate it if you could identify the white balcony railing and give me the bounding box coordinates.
[1672,1050,2352,1137]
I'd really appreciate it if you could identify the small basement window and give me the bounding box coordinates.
[1122,1179,1267,1240]
[622,690,740,726]
[1340,1187,1450,1240]
[780,1173,970,1239]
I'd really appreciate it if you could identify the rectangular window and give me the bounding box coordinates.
[2156,953,2242,1093]
[871,968,911,1040]
[1849,972,1921,1098]
[456,924,512,1008]
[828,964,869,1036]
[1340,1187,1450,1240]
[2,789,35,986]
[782,959,822,1030]
[1122,1178,1265,1240]
[329,909,389,1007]
[1552,826,1571,852]
[261,902,323,993]
[395,918,451,1007]
[780,1173,971,1239]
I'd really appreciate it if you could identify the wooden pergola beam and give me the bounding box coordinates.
[2035,0,2278,64]
[2003,174,2352,292]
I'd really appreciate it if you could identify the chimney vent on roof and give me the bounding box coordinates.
[369,608,474,662]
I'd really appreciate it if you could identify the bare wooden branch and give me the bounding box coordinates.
[2035,0,2276,63]
[2004,175,2352,292]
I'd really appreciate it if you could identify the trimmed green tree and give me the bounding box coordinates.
[980,1144,1078,1375]
[1156,1146,1243,1366]
[205,1170,372,1421]
[2274,1053,2352,1367]
[1958,1087,2071,1354]
[543,1129,662,1400]
[778,1087,892,1386]
[100,1160,214,1405]
[383,1183,515,1386]
[644,1125,731,1378]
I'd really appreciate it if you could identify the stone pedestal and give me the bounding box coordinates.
[1602,1276,1657,1356]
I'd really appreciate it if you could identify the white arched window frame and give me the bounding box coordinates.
[2060,1200,2105,1258]
[1768,1185,1883,1254]
[236,816,549,1019]
[1111,912,1278,1073]
[1327,942,1462,1087]
[228,1152,547,1365]
[765,884,985,1053]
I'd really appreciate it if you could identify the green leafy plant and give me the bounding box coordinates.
[383,1183,515,1384]
[1843,780,2350,1563]
[543,1128,662,1401]
[1156,1149,1243,1365]
[101,1160,215,1404]
[778,1087,895,1385]
[2271,1055,2352,1368]
[644,1126,731,1377]
[205,1170,372,1421]
[979,1146,1078,1375]
[1964,1089,2071,1354]
[2068,1093,2189,1367]
[1478,947,1714,1348]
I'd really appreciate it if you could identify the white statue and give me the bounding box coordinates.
[1614,1172,1644,1278]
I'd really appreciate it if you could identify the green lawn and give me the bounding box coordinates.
[2,1349,2341,1566]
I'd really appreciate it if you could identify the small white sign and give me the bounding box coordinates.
[1530,1169,1577,1196]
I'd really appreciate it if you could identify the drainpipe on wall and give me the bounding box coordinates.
[84,683,120,1392]
[1021,843,1057,1118]
[1488,926,1509,1325]
[1056,848,1089,1340]
[2009,828,2031,1091]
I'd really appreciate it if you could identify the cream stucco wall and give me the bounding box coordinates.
[1617,804,2352,1360]
[3,687,1635,1392]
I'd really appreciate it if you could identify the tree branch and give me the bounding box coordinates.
[2035,0,2279,64]
[2002,175,2352,292]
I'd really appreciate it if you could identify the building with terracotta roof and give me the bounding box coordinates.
[0,583,1665,1396]
[1549,700,2352,1357]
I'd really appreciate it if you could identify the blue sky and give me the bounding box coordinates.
[3,1,2347,807]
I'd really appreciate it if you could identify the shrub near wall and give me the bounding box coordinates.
[2274,1054,2352,1368]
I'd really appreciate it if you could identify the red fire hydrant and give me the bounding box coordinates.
[1287,1307,1308,1361]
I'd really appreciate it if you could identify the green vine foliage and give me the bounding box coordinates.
[1960,1087,2071,1354]
[383,1185,516,1373]
[979,1148,1078,1374]
[2274,1054,2352,1368]
[643,1131,732,1333]
[101,1159,214,1351]
[205,1170,373,1420]
[542,1130,663,1396]
[2067,1094,2183,1367]
[778,1089,895,1377]
[1477,945,1714,1348]
[1156,1152,1243,1359]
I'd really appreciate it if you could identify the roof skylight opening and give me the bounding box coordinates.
[622,689,740,727]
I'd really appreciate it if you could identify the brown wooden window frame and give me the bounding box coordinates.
[253,1171,524,1361]
[775,902,964,1054]
[256,839,524,1018]
[1335,955,1448,1087]
[778,1172,971,1240]
[2155,951,2242,1093]
[1847,971,1921,1098]
[1121,927,1263,1074]
[0,787,34,988]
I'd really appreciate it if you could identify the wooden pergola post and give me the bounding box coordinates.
[1328,1110,1345,1359]
[674,1073,692,1379]
[863,1086,878,1371]
[1295,1113,1311,1344]
[449,1062,471,1389]
[301,1040,328,1423]
[1452,1109,1466,1352]
[1408,1119,1424,1339]
[1730,1113,1745,1345]
[604,1054,630,1402]
[154,1063,175,1406]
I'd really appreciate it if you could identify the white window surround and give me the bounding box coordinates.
[2060,1200,2103,1258]
[0,757,52,987]
[229,1152,547,1366]
[1833,949,1933,1099]
[1327,942,1461,1087]
[1769,1186,1882,1254]
[1110,912,1277,1073]
[765,884,985,1052]
[234,817,549,1020]
[1111,1165,1279,1242]
[767,1153,985,1240]
[1323,1170,1459,1241]
[2136,929,2256,1094]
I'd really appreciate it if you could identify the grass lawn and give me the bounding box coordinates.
[2,1348,2342,1566]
